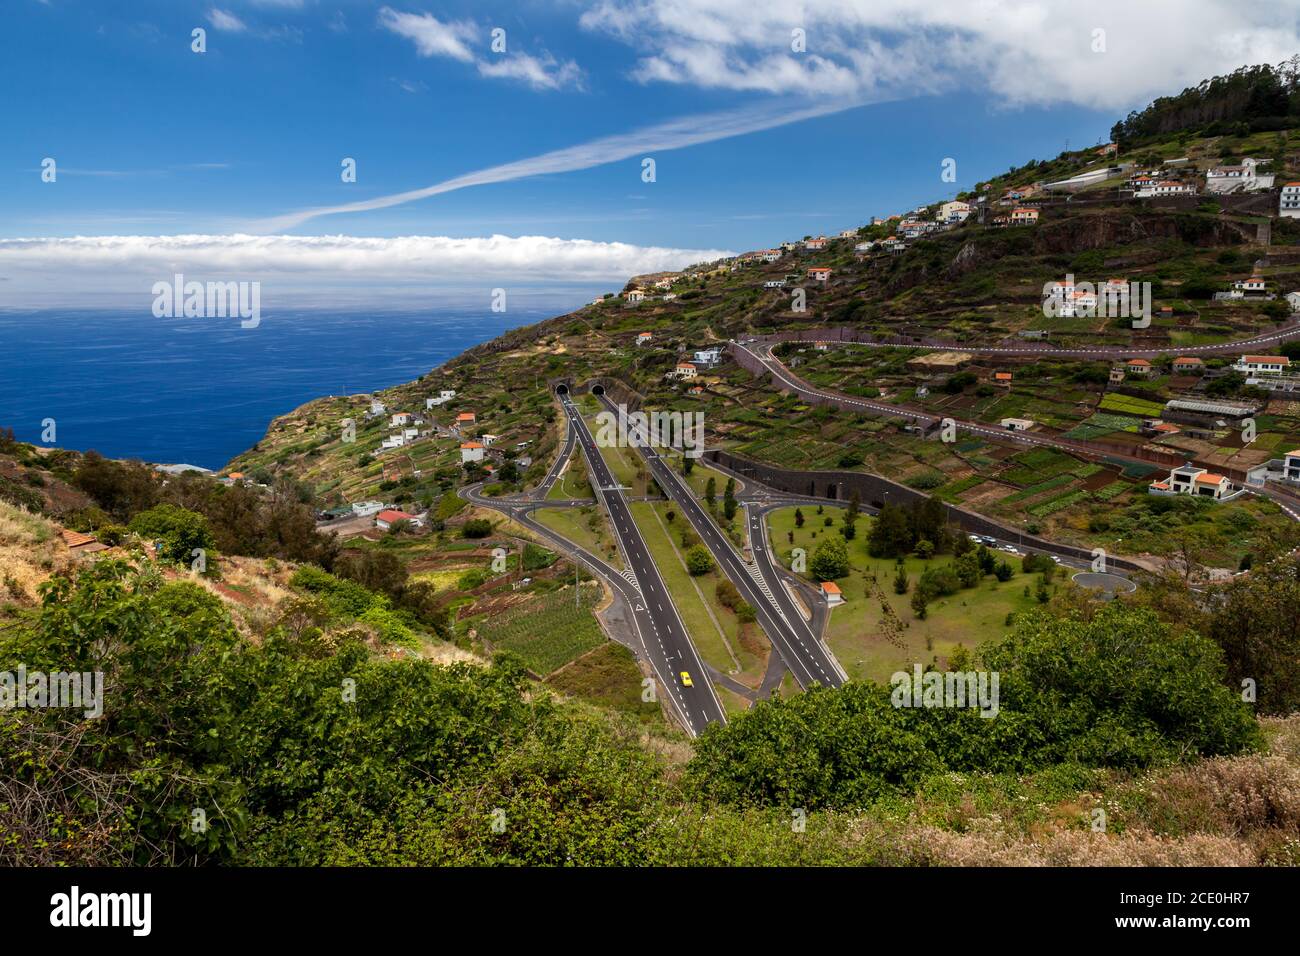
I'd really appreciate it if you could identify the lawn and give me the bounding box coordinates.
[533,505,623,570]
[545,447,594,500]
[765,506,1041,683]
[475,583,606,675]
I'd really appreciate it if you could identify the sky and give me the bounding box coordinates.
[3,0,1300,306]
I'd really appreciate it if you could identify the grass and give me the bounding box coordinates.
[545,447,593,500]
[475,583,606,675]
[765,506,1040,683]
[545,641,667,729]
[533,505,623,570]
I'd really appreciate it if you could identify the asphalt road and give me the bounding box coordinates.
[597,393,844,690]
[530,415,576,499]
[560,392,726,734]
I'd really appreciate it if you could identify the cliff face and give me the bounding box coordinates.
[1033,210,1254,254]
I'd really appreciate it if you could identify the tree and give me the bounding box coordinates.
[809,533,850,581]
[128,504,214,565]
[910,590,928,620]
[842,491,860,541]
[683,456,694,476]
[954,551,981,588]
[868,503,912,558]
[914,539,935,561]
[892,563,909,595]
[686,545,715,576]
[462,518,492,538]
[723,478,737,521]
[994,560,1013,582]
[794,507,804,528]
[705,477,716,507]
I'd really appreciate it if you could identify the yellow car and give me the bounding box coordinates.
[680,671,693,687]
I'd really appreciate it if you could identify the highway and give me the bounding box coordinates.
[597,393,845,690]
[530,415,576,499]
[559,391,726,734]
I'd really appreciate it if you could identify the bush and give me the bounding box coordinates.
[809,534,850,580]
[462,518,492,539]
[128,504,214,564]
[686,545,715,576]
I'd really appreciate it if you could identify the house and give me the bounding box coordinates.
[1281,183,1300,219]
[1286,291,1300,312]
[1232,274,1267,294]
[1234,355,1291,376]
[368,400,386,417]
[1096,142,1118,156]
[803,237,828,250]
[689,385,705,395]
[1010,207,1039,225]
[455,411,477,426]
[60,529,109,554]
[375,509,422,530]
[1000,418,1035,431]
[993,371,1013,386]
[814,341,830,351]
[1125,358,1153,377]
[636,332,653,346]
[380,434,406,450]
[671,362,698,380]
[662,293,677,301]
[1206,157,1274,194]
[693,347,723,367]
[820,581,844,606]
[807,267,832,283]
[460,441,485,463]
[390,412,411,427]
[426,389,456,408]
[1172,357,1205,375]
[1109,367,1126,384]
[402,427,418,441]
[854,241,876,255]
[1134,180,1195,198]
[838,229,858,239]
[882,238,906,253]
[1149,463,1235,500]
[479,434,498,447]
[1285,449,1300,483]
[760,248,782,263]
[625,289,646,303]
[352,501,386,517]
[939,200,972,223]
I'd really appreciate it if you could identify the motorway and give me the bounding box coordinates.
[559,391,727,733]
[597,392,845,690]
[530,415,577,499]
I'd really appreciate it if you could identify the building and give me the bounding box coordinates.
[1134,180,1195,198]
[390,412,411,426]
[456,411,477,426]
[352,501,386,517]
[1281,183,1300,218]
[764,279,787,289]
[636,332,653,346]
[1125,358,1153,377]
[1010,207,1039,225]
[1205,157,1274,194]
[1234,355,1291,376]
[60,529,109,555]
[993,371,1013,387]
[1149,463,1235,500]
[380,434,406,450]
[1232,274,1268,295]
[1172,357,1205,375]
[820,581,844,606]
[1109,367,1126,385]
[1000,418,1035,431]
[807,267,832,283]
[625,289,646,303]
[671,362,698,380]
[803,237,827,250]
[939,200,972,223]
[693,347,723,367]
[1286,449,1300,483]
[375,509,422,530]
[1286,291,1300,312]
[1162,397,1257,428]
[426,389,456,408]
[460,441,485,463]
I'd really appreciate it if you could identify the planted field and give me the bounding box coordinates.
[1100,393,1165,417]
[477,583,606,675]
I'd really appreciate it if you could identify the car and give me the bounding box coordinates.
[1000,544,1019,554]
[1050,556,1062,564]
[680,671,693,687]
[981,536,997,545]
[968,534,982,543]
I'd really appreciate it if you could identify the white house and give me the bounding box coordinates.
[854,241,876,254]
[760,248,782,262]
[939,200,972,223]
[1232,274,1268,294]
[381,434,406,450]
[1281,183,1300,218]
[807,267,832,283]
[368,400,386,417]
[820,581,844,606]
[1234,355,1291,376]
[882,237,906,253]
[1134,180,1195,198]
[1149,463,1234,500]
[1285,449,1300,483]
[671,362,699,380]
[479,434,498,447]
[460,441,485,463]
[626,289,646,303]
[426,389,456,408]
[803,237,828,250]
[636,331,653,346]
[403,427,419,441]
[1206,157,1274,194]
[351,501,385,517]
[1286,291,1300,312]
[391,412,411,427]
[693,347,723,367]
[1000,418,1035,431]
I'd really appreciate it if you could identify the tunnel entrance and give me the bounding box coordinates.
[555,383,568,396]
[591,384,605,396]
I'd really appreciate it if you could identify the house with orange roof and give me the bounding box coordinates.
[1125,358,1153,377]
[1172,356,1204,374]
[460,441,485,463]
[1150,463,1236,500]
[1010,207,1039,224]
[375,509,422,531]
[993,371,1013,386]
[60,529,109,554]
[820,581,844,606]
[807,267,832,283]
[636,331,653,346]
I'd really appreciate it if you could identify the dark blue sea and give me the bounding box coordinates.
[0,301,591,470]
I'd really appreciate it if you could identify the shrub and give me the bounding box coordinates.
[686,545,715,576]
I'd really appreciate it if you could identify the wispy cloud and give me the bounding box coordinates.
[250,98,858,232]
[207,8,248,33]
[379,6,583,91]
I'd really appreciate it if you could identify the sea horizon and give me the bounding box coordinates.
[0,297,597,471]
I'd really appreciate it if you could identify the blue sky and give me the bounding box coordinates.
[3,0,1298,304]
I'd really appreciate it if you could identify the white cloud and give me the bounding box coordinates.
[378,7,476,63]
[580,0,1300,110]
[251,98,854,231]
[379,6,583,90]
[207,8,248,33]
[0,234,732,303]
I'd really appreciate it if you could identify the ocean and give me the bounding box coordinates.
[0,302,590,471]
